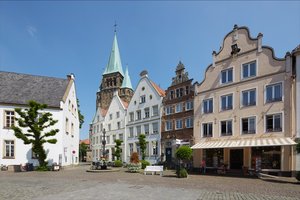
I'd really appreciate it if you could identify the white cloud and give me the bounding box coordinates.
[26,25,37,37]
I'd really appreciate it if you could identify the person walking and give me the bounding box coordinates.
[201,159,206,174]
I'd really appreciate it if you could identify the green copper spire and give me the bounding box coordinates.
[103,32,124,76]
[121,66,133,89]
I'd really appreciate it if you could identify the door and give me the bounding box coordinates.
[165,148,172,163]
[230,149,243,169]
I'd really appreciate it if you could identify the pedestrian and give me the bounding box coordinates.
[201,159,206,174]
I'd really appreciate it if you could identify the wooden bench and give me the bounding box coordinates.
[144,165,163,176]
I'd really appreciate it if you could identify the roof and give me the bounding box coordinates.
[150,81,166,97]
[0,71,70,108]
[121,66,133,90]
[103,33,124,76]
[121,99,129,109]
[80,139,90,145]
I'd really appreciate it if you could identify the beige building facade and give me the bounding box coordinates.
[192,25,297,176]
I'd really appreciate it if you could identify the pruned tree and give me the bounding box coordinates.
[138,134,147,160]
[113,139,123,161]
[12,101,59,169]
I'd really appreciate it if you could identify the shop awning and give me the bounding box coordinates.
[191,137,296,149]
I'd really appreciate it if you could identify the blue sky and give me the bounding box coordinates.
[1,1,299,140]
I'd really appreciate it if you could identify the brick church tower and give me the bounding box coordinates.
[96,32,133,110]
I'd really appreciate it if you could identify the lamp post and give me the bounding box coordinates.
[101,128,107,169]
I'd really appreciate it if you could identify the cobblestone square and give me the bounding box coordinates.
[0,165,299,200]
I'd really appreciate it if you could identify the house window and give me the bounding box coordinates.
[152,142,158,156]
[4,140,14,158]
[242,89,256,107]
[203,99,213,113]
[170,91,174,100]
[129,127,134,138]
[266,83,282,103]
[221,68,233,84]
[242,117,256,134]
[144,124,149,135]
[144,108,150,118]
[129,144,133,155]
[165,120,173,131]
[185,101,193,111]
[136,110,141,120]
[97,125,99,133]
[203,123,213,137]
[136,126,141,137]
[176,89,180,98]
[175,103,182,113]
[242,61,256,79]
[221,120,232,136]
[179,88,184,97]
[140,95,146,104]
[119,134,123,140]
[4,111,15,128]
[165,106,172,115]
[185,86,190,95]
[129,112,134,122]
[65,118,69,134]
[109,114,113,120]
[185,117,193,128]
[97,115,100,122]
[117,122,121,129]
[221,94,233,111]
[106,136,110,144]
[152,122,158,134]
[113,135,116,143]
[108,124,111,131]
[152,105,158,116]
[116,112,120,118]
[71,123,74,136]
[266,113,282,132]
[175,119,183,130]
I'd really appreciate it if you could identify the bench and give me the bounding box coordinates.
[144,165,163,176]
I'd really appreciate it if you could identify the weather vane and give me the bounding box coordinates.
[114,21,117,33]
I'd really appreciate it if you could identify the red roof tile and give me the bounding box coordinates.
[150,81,166,97]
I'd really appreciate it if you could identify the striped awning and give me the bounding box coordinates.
[191,137,296,149]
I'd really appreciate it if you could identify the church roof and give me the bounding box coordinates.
[103,33,124,76]
[121,66,133,90]
[0,71,70,108]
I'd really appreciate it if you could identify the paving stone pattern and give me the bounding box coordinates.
[0,165,299,200]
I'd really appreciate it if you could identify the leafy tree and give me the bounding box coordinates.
[138,134,147,160]
[79,142,88,162]
[175,146,193,161]
[113,139,122,161]
[77,98,84,129]
[12,101,59,169]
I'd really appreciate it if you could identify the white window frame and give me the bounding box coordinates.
[185,101,194,111]
[175,103,182,113]
[4,140,15,159]
[220,67,233,84]
[203,98,213,114]
[165,120,173,131]
[241,88,257,107]
[241,60,257,79]
[220,120,233,136]
[241,116,256,134]
[152,105,159,117]
[220,93,233,111]
[165,106,172,115]
[175,119,183,130]
[265,112,283,133]
[4,110,15,129]
[185,117,193,128]
[144,124,150,135]
[202,122,213,138]
[144,107,150,118]
[129,112,134,122]
[265,82,283,104]
[136,110,141,120]
[140,95,146,104]
[129,127,134,138]
[152,122,159,134]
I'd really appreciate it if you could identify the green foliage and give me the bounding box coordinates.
[36,165,49,171]
[130,152,140,164]
[113,139,123,161]
[141,160,150,169]
[12,101,59,168]
[175,146,193,161]
[114,160,122,167]
[138,134,147,160]
[296,171,300,181]
[176,168,188,178]
[77,98,84,129]
[296,141,300,154]
[79,143,88,161]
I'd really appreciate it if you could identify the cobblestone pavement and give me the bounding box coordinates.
[0,165,299,200]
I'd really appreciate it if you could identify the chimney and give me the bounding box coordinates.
[257,33,263,53]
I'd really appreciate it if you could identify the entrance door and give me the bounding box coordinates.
[230,149,243,169]
[165,148,172,163]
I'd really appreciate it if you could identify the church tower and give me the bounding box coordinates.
[96,31,133,110]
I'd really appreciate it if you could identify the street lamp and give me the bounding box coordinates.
[102,128,106,159]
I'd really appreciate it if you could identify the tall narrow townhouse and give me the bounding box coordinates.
[126,71,165,164]
[161,61,195,168]
[0,72,80,167]
[192,25,297,176]
[90,31,133,162]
